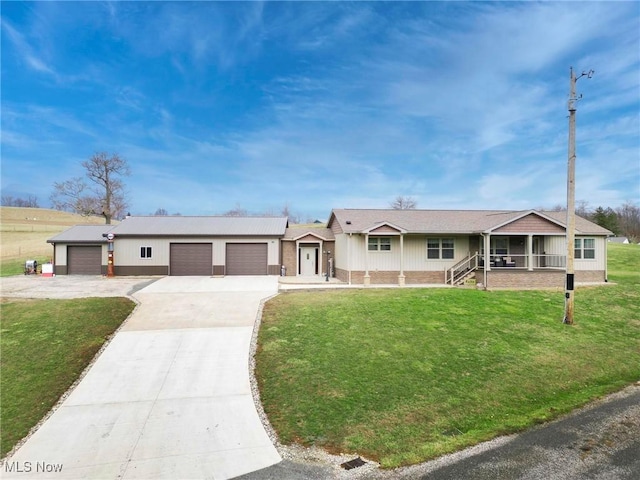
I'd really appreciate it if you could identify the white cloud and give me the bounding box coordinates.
[1,18,57,78]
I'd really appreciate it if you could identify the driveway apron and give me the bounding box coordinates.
[4,276,281,479]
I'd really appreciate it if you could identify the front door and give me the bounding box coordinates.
[300,247,318,275]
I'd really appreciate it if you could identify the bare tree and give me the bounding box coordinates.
[154,208,169,216]
[281,203,301,223]
[1,194,39,207]
[576,199,591,219]
[616,201,640,242]
[390,195,417,210]
[223,203,248,217]
[50,152,130,224]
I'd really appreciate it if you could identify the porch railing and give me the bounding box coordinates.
[447,252,480,285]
[478,254,566,269]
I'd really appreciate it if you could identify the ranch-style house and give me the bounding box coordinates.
[47,208,612,289]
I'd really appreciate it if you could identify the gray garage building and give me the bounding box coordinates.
[47,216,288,276]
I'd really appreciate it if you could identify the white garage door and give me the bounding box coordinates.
[170,243,213,276]
[226,243,268,275]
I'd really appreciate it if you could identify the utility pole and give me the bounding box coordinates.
[564,67,593,325]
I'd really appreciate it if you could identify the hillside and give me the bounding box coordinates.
[0,207,109,261]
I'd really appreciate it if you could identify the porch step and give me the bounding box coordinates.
[454,269,476,286]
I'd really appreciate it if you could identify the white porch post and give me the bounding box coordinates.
[364,233,371,285]
[319,240,323,276]
[484,233,491,271]
[398,234,405,286]
[527,234,534,271]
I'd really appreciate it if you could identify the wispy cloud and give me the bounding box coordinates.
[1,17,57,77]
[1,2,637,218]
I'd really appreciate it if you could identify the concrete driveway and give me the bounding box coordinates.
[3,276,281,479]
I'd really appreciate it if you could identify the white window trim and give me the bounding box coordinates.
[140,246,153,259]
[427,238,455,260]
[575,238,596,260]
[368,237,392,252]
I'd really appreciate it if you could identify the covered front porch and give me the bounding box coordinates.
[447,234,567,286]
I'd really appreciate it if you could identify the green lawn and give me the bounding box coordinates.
[256,243,640,468]
[0,257,51,277]
[0,297,136,457]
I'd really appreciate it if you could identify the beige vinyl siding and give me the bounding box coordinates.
[333,234,350,271]
[539,235,606,270]
[542,236,566,256]
[576,236,606,271]
[114,236,280,268]
[54,243,67,266]
[114,238,170,266]
[344,235,470,271]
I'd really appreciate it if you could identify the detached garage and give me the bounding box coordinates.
[49,216,288,277]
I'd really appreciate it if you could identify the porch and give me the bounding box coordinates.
[447,252,566,285]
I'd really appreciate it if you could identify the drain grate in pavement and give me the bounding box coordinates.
[341,457,366,470]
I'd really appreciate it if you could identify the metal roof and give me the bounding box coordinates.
[329,209,612,236]
[108,216,289,237]
[47,225,113,243]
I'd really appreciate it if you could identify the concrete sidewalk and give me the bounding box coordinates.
[3,276,281,479]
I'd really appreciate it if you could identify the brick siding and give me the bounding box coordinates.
[337,270,444,284]
[281,241,297,276]
[486,270,564,288]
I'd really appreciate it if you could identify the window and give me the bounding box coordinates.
[575,238,595,259]
[427,238,455,259]
[368,237,391,251]
[140,246,152,259]
[481,238,509,257]
[493,238,508,256]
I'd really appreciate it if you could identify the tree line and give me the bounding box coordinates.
[6,152,638,237]
[1,195,40,208]
[580,202,640,242]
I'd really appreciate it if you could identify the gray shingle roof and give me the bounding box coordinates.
[109,216,288,236]
[283,227,335,240]
[329,209,611,235]
[47,225,113,243]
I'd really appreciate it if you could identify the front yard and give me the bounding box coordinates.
[0,297,136,457]
[255,243,640,468]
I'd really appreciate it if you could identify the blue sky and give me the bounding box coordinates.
[2,1,639,221]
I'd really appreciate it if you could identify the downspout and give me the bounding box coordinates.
[604,235,608,282]
[348,233,352,285]
[364,232,370,285]
[481,233,488,290]
[52,242,56,275]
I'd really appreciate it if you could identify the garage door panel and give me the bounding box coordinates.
[226,244,267,275]
[170,243,212,276]
[68,246,102,275]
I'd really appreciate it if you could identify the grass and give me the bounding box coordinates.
[256,243,640,468]
[0,206,108,275]
[0,256,53,277]
[0,297,136,457]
